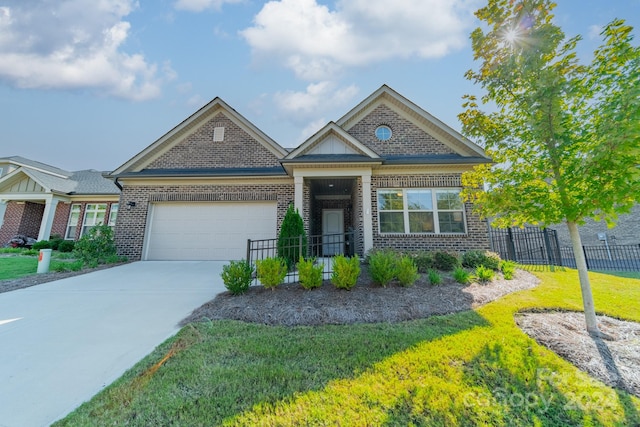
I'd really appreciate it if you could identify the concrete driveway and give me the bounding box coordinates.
[0,261,227,427]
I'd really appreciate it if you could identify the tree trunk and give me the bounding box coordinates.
[566,221,600,335]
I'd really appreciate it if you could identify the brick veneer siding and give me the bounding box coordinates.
[0,201,44,244]
[0,202,24,244]
[371,174,490,253]
[146,113,282,169]
[51,202,71,238]
[115,182,294,260]
[346,104,456,156]
[549,204,640,247]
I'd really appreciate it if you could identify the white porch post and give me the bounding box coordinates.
[361,172,373,253]
[294,175,304,214]
[37,196,60,241]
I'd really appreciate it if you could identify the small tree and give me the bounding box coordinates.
[277,204,307,269]
[73,224,117,266]
[460,0,640,335]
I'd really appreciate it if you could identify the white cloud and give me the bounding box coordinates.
[241,0,478,80]
[174,0,243,12]
[0,0,167,101]
[588,24,603,40]
[272,82,358,139]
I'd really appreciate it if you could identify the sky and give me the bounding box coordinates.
[1,0,638,172]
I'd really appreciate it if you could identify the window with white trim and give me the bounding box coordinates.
[65,204,82,240]
[81,204,107,236]
[108,203,118,227]
[377,189,465,234]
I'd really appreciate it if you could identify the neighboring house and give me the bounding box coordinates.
[0,156,121,245]
[109,85,492,261]
[549,204,640,247]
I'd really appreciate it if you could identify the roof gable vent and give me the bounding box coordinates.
[213,126,225,142]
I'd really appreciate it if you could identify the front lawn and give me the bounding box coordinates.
[0,256,38,280]
[56,269,640,426]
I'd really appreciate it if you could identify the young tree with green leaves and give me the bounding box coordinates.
[460,0,639,335]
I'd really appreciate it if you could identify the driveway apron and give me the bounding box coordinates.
[0,261,226,427]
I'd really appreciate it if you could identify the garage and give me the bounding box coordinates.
[143,201,277,260]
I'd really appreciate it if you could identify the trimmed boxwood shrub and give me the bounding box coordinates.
[297,257,324,290]
[256,257,288,289]
[432,251,460,271]
[331,255,360,290]
[57,240,75,253]
[221,260,254,295]
[32,240,52,251]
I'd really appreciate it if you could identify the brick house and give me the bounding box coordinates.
[0,156,120,245]
[109,85,492,261]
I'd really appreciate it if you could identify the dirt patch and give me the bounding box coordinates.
[181,269,539,327]
[517,311,640,398]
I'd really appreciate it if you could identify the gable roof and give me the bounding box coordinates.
[336,84,489,159]
[0,156,71,178]
[110,97,289,176]
[0,157,119,196]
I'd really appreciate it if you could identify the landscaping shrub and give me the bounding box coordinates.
[256,257,288,289]
[411,251,434,273]
[32,240,52,251]
[475,265,495,283]
[221,260,254,295]
[297,257,324,290]
[331,255,360,290]
[49,235,63,250]
[277,204,307,270]
[462,250,502,270]
[73,224,117,265]
[367,249,397,287]
[453,267,472,284]
[432,251,460,271]
[396,255,418,287]
[500,260,517,280]
[427,269,442,285]
[57,240,75,253]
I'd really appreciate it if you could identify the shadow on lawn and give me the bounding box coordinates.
[57,311,491,426]
[460,341,640,426]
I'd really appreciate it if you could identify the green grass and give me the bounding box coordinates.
[0,256,38,280]
[55,269,640,426]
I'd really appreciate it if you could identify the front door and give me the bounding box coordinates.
[322,209,344,256]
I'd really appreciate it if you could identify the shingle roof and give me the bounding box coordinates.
[0,156,120,195]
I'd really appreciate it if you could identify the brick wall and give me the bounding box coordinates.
[147,113,282,169]
[116,182,295,260]
[51,202,71,238]
[0,202,24,244]
[346,104,455,156]
[550,204,640,247]
[370,174,490,253]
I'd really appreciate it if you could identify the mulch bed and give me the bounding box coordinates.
[517,311,640,398]
[181,269,539,326]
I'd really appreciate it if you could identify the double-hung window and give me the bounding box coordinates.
[378,189,465,234]
[108,203,119,228]
[65,204,82,239]
[81,204,107,236]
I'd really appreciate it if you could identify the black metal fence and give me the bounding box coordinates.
[490,227,562,265]
[246,231,355,283]
[490,227,640,271]
[559,244,640,271]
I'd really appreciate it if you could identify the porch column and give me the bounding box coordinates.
[37,196,60,241]
[361,172,373,253]
[294,175,304,214]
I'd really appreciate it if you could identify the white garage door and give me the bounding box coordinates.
[144,202,277,260]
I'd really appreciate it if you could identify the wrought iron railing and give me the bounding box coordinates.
[246,231,355,283]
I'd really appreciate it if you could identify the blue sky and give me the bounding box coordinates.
[1,0,638,172]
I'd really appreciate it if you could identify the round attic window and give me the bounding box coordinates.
[375,125,392,141]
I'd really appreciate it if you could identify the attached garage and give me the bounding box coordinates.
[143,201,277,260]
